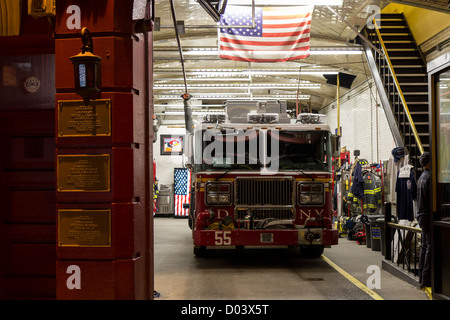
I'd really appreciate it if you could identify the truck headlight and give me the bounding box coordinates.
[205,181,232,206]
[300,194,311,203]
[298,183,324,205]
[207,194,219,204]
[219,194,230,203]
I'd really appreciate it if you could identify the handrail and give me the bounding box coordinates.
[372,19,425,155]
[387,222,421,233]
[384,202,422,281]
[386,221,421,280]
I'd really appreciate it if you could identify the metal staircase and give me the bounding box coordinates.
[362,13,429,175]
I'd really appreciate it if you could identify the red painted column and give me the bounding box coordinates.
[54,0,153,300]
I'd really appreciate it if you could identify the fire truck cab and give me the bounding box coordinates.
[185,100,340,257]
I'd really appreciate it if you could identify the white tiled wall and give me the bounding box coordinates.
[322,79,398,163]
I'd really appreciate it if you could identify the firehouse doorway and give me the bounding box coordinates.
[429,62,450,299]
[0,54,57,299]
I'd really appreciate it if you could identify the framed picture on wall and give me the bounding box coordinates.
[160,135,184,155]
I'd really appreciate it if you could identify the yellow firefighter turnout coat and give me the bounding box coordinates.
[362,172,382,214]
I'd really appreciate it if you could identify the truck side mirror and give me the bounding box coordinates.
[331,134,341,157]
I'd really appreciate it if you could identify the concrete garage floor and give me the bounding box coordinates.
[154,217,429,301]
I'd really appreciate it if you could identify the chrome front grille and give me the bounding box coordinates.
[235,177,294,206]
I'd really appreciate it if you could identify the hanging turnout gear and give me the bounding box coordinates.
[350,160,365,199]
[345,159,367,212]
[362,172,382,214]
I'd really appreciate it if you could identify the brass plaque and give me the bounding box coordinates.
[57,154,110,192]
[58,209,111,247]
[58,99,111,137]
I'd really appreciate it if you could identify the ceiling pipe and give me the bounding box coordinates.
[169,0,194,134]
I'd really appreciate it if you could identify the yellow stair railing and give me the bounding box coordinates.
[372,19,425,155]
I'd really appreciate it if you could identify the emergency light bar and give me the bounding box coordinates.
[297,113,327,124]
[247,113,279,124]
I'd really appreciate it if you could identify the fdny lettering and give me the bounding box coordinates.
[66,5,81,30]
[299,209,324,219]
[217,209,229,219]
[181,304,215,318]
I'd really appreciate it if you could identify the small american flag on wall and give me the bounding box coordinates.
[174,168,191,217]
[219,5,314,62]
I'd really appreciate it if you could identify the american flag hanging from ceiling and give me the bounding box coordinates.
[174,168,191,217]
[219,5,314,63]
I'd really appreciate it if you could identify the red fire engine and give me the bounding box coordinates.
[185,100,340,257]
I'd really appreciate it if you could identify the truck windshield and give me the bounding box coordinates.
[196,129,263,171]
[271,130,332,172]
[195,129,331,172]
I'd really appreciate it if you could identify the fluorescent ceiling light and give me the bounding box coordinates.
[154,104,225,108]
[155,93,249,97]
[182,49,362,56]
[154,83,321,90]
[188,77,252,82]
[183,49,218,56]
[310,50,362,55]
[183,70,338,76]
[251,71,338,75]
[155,94,310,100]
[156,111,226,116]
[255,94,309,98]
[154,68,339,76]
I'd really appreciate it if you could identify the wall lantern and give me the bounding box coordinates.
[70,27,102,105]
